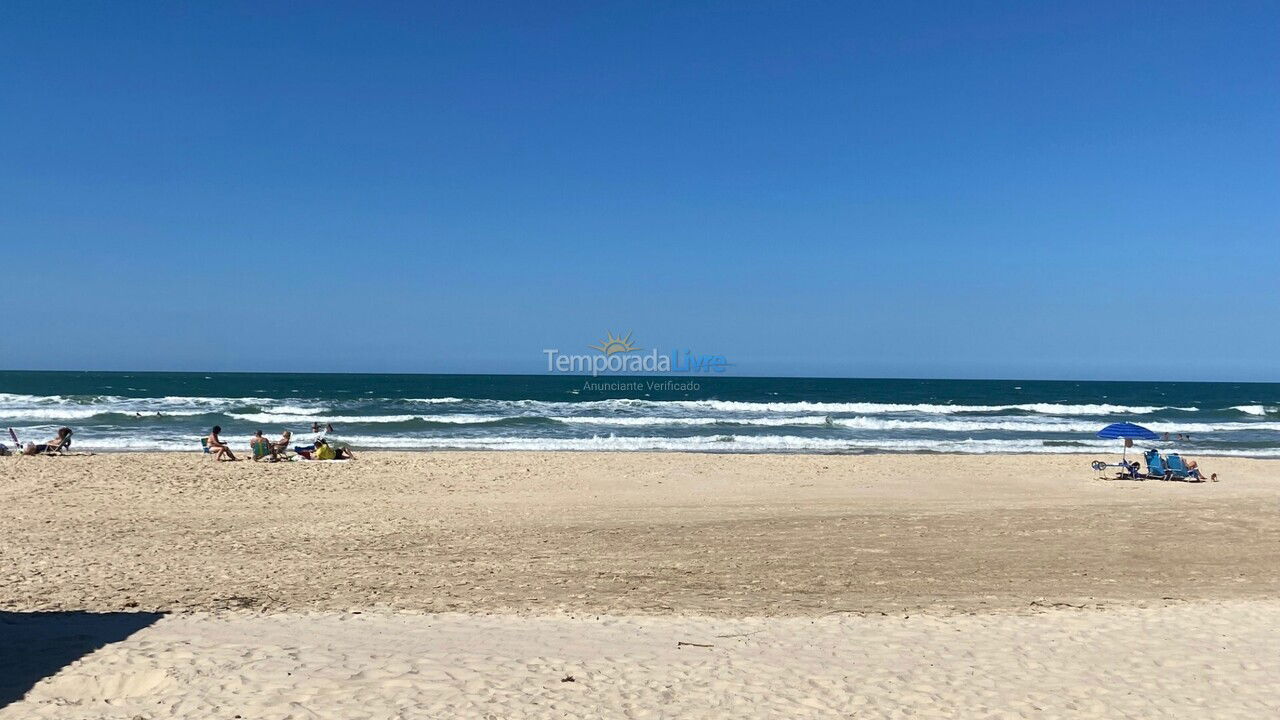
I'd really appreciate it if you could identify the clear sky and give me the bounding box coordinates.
[2,1,1276,380]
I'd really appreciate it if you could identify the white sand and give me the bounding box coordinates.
[3,452,1278,717]
[5,603,1279,719]
[3,452,1278,615]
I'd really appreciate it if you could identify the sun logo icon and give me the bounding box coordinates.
[590,331,640,355]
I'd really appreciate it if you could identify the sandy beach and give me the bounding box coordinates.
[2,451,1278,717]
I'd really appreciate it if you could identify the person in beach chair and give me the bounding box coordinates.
[272,430,293,457]
[313,437,354,460]
[1185,459,1216,482]
[249,429,282,462]
[205,425,237,461]
[1142,449,1168,479]
[1165,453,1217,482]
[24,427,73,455]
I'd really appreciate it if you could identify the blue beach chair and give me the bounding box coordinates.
[1163,454,1195,481]
[1142,449,1168,479]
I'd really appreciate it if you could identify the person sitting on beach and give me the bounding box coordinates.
[207,425,236,461]
[1186,459,1217,482]
[273,430,293,455]
[24,427,73,455]
[249,429,278,461]
[314,438,354,460]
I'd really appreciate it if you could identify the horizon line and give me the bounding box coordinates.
[1,368,1277,386]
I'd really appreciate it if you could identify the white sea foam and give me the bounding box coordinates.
[550,415,832,427]
[0,392,1217,420]
[193,434,1126,454]
[45,432,1280,457]
[547,415,1280,433]
[260,404,333,415]
[227,412,504,425]
[0,408,122,421]
[504,398,1197,416]
[404,397,466,404]
[1231,405,1269,416]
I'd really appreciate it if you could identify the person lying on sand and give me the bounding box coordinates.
[313,438,354,460]
[24,427,73,455]
[207,425,237,461]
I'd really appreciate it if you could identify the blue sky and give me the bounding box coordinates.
[1,1,1276,380]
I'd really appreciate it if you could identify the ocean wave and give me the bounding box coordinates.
[43,432,1280,457]
[0,392,1218,421]
[0,408,125,421]
[546,415,1280,433]
[548,415,833,427]
[404,397,466,404]
[174,433,1128,454]
[500,398,1197,416]
[260,404,332,415]
[227,412,507,425]
[1230,405,1275,416]
[0,393,71,404]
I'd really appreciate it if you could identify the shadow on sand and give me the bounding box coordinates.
[0,611,164,708]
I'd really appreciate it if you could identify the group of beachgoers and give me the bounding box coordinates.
[1100,444,1217,482]
[205,424,354,462]
[0,424,354,462]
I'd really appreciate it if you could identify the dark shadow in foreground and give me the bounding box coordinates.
[0,611,165,708]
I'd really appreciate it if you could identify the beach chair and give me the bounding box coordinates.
[1142,449,1168,479]
[1163,454,1194,481]
[251,439,274,461]
[1091,459,1142,479]
[200,438,212,456]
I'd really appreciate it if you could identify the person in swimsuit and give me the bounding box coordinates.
[207,425,237,461]
[24,427,72,455]
[1186,459,1217,482]
[249,429,279,461]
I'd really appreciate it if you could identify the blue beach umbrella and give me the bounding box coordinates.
[1097,422,1159,460]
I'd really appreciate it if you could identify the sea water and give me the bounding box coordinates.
[1,371,1277,455]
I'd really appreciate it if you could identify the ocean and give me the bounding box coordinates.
[1,371,1278,456]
